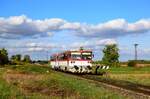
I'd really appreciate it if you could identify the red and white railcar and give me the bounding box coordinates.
[50,49,93,73]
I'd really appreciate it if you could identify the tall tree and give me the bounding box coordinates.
[10,54,21,62]
[102,44,119,67]
[10,55,16,61]
[15,54,21,61]
[0,48,9,65]
[23,55,31,63]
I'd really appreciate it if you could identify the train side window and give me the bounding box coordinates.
[63,54,68,60]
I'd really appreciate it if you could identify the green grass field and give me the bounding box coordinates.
[101,66,150,86]
[0,65,127,99]
[0,65,149,99]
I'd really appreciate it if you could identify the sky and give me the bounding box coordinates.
[0,0,150,61]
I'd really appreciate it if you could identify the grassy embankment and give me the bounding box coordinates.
[0,65,126,99]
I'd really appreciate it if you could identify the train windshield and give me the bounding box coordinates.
[71,52,92,60]
[71,52,81,60]
[82,52,92,60]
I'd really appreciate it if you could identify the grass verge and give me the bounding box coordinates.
[0,65,127,99]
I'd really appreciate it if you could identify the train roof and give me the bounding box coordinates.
[65,50,92,52]
[51,49,92,56]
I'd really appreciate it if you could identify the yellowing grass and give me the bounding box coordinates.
[0,65,127,99]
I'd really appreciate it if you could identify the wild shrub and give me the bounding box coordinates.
[128,60,137,67]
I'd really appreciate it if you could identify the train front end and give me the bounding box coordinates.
[68,50,93,73]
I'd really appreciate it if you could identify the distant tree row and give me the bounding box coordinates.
[2,45,149,67]
[0,48,31,66]
[11,54,31,64]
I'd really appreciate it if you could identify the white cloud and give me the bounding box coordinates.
[25,42,58,49]
[0,15,66,38]
[75,19,150,38]
[18,39,116,52]
[47,32,53,36]
[142,48,150,53]
[27,47,44,52]
[95,39,117,45]
[0,15,150,39]
[61,39,117,51]
[60,22,81,30]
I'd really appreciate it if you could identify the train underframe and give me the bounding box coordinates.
[52,65,92,73]
[51,65,109,74]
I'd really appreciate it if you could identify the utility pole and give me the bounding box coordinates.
[47,50,49,62]
[134,44,138,61]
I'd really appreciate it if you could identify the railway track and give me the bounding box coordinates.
[78,74,150,99]
[54,70,150,99]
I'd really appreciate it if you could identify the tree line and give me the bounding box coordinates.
[0,48,31,66]
[1,44,145,67]
[1,44,120,66]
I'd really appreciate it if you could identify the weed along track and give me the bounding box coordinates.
[77,74,150,99]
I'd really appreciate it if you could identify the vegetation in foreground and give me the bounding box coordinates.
[0,65,126,99]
